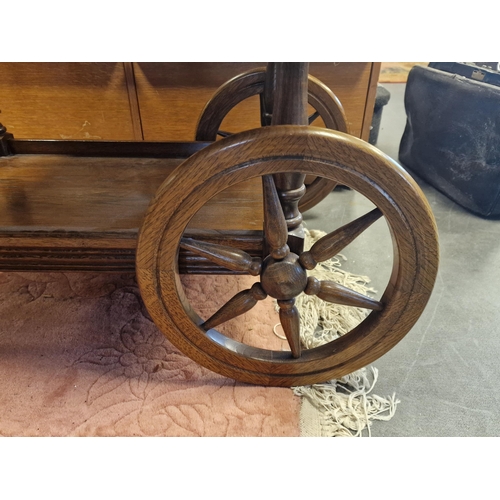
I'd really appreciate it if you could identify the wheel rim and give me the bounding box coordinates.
[195,68,349,212]
[137,126,439,386]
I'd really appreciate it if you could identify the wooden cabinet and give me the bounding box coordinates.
[0,63,380,141]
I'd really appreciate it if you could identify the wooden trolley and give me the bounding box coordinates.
[0,63,439,386]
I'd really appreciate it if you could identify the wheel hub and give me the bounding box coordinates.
[260,253,307,300]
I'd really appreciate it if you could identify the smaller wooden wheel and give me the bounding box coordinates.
[136,126,439,387]
[195,68,350,212]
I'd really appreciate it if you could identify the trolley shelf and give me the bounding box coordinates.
[0,147,264,272]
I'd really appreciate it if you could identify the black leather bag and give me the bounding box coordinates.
[399,64,500,218]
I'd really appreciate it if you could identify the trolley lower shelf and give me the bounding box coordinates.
[0,147,264,272]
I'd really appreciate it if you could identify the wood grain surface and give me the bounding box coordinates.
[0,154,262,233]
[0,63,137,140]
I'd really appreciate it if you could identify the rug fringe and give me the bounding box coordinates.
[294,367,400,437]
[290,228,400,437]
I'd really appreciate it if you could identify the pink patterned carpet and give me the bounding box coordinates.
[0,272,300,436]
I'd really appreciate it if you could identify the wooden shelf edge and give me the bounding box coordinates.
[0,230,264,273]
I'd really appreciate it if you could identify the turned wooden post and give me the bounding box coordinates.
[264,63,309,253]
[0,123,13,156]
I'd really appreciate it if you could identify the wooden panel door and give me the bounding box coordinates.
[308,62,380,139]
[0,63,139,140]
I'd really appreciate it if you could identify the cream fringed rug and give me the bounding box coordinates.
[296,368,399,437]
[291,229,400,437]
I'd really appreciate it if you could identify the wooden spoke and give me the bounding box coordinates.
[304,276,383,311]
[201,283,267,331]
[262,174,289,260]
[180,238,262,276]
[299,208,383,270]
[278,299,301,358]
[308,110,320,125]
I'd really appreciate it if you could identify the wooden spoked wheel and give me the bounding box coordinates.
[195,68,349,212]
[136,126,439,387]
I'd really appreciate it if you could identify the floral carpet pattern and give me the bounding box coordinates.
[0,272,299,436]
